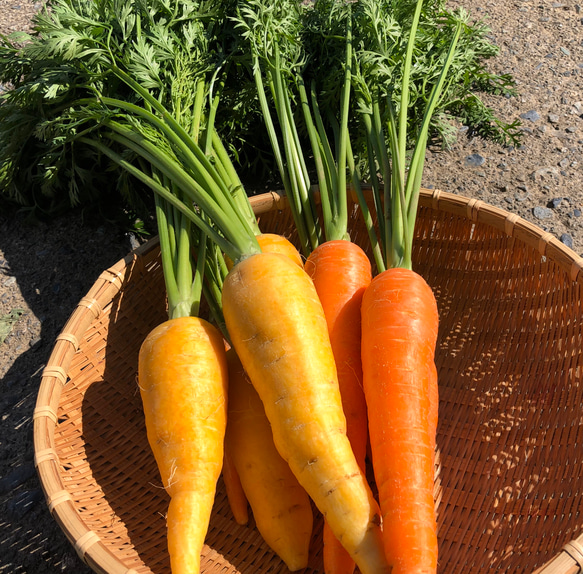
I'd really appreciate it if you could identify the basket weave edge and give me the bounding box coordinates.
[33,238,161,573]
[247,188,583,285]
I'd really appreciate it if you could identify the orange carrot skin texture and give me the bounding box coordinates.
[222,252,390,574]
[225,233,304,270]
[138,316,228,574]
[222,449,249,525]
[305,240,371,574]
[225,349,313,571]
[361,267,439,574]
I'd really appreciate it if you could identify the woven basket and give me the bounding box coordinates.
[34,188,583,574]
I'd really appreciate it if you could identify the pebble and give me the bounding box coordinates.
[520,110,541,122]
[550,197,564,208]
[464,153,486,167]
[532,166,560,181]
[560,233,574,248]
[534,206,554,219]
[127,233,140,250]
[574,209,582,217]
[549,113,560,123]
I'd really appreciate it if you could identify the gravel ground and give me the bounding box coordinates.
[0,0,582,572]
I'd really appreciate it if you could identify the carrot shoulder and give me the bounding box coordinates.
[222,252,389,574]
[225,233,304,271]
[305,239,371,574]
[361,267,439,574]
[138,316,228,574]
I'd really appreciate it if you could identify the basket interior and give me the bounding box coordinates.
[51,201,583,573]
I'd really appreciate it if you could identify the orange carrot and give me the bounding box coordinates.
[222,252,390,574]
[225,349,313,570]
[138,316,229,574]
[222,449,249,526]
[361,267,439,574]
[305,239,371,574]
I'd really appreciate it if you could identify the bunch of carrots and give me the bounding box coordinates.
[65,1,468,572]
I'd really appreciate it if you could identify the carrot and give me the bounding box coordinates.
[361,268,439,573]
[240,7,375,569]
[138,316,228,574]
[222,252,389,574]
[348,4,463,571]
[304,239,371,574]
[225,349,313,571]
[224,233,304,271]
[223,232,303,529]
[222,449,249,526]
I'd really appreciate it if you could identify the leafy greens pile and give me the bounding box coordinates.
[0,0,521,221]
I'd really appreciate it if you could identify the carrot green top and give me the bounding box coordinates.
[352,0,462,272]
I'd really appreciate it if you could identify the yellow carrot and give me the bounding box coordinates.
[222,449,249,526]
[226,349,313,570]
[224,233,304,271]
[138,316,228,574]
[222,252,389,574]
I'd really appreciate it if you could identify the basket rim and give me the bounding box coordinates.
[33,188,583,574]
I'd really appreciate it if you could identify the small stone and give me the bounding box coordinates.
[3,276,16,287]
[559,158,570,168]
[504,196,514,204]
[561,47,572,56]
[532,166,560,181]
[573,209,582,217]
[566,126,578,133]
[464,153,486,167]
[534,206,554,219]
[127,233,140,250]
[520,110,541,122]
[560,233,574,248]
[548,113,560,124]
[550,197,564,208]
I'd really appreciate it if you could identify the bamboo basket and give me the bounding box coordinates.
[34,188,583,574]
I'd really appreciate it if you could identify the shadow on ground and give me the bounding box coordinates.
[0,205,136,573]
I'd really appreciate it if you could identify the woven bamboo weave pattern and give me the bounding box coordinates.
[34,188,583,574]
